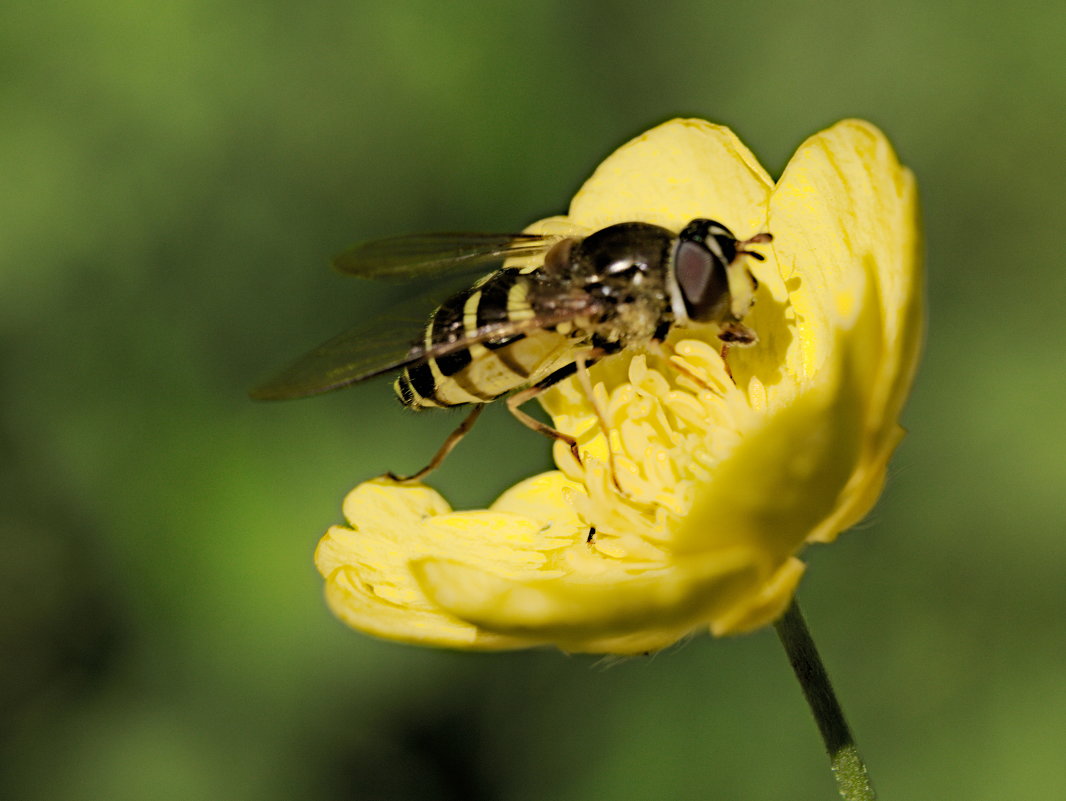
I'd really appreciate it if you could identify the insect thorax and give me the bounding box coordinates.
[544,222,675,349]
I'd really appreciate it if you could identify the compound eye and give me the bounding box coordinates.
[675,240,729,322]
[542,237,576,276]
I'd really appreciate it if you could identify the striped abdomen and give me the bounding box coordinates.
[395,268,571,409]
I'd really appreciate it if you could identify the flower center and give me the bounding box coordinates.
[543,338,762,565]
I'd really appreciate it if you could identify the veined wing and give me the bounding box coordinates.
[249,290,604,400]
[332,232,560,281]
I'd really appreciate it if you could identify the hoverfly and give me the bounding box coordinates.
[251,219,772,482]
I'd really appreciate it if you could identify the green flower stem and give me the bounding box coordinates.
[774,600,877,801]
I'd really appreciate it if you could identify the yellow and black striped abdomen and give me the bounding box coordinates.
[394,268,571,409]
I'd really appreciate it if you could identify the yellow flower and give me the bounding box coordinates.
[315,118,922,654]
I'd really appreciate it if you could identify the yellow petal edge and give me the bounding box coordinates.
[316,118,921,653]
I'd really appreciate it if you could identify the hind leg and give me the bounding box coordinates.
[385,404,485,484]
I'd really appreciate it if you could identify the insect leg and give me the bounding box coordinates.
[506,350,620,485]
[719,343,735,384]
[385,403,485,484]
[504,360,591,465]
[506,384,582,466]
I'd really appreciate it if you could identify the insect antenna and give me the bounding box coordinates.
[736,231,773,261]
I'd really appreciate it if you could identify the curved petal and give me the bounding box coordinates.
[769,119,921,389]
[768,119,922,541]
[674,313,874,559]
[568,118,774,237]
[488,471,586,529]
[315,477,585,649]
[411,546,764,653]
[710,557,806,636]
[320,562,527,650]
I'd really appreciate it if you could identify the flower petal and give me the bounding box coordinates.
[768,119,922,541]
[320,561,525,649]
[410,545,764,653]
[568,118,773,238]
[710,557,806,636]
[489,471,585,529]
[315,478,580,649]
[673,319,872,559]
[769,119,921,388]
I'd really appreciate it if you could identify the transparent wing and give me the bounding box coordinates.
[249,281,602,400]
[249,312,433,400]
[332,232,559,281]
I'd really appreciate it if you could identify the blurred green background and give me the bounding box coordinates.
[3,0,1065,798]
